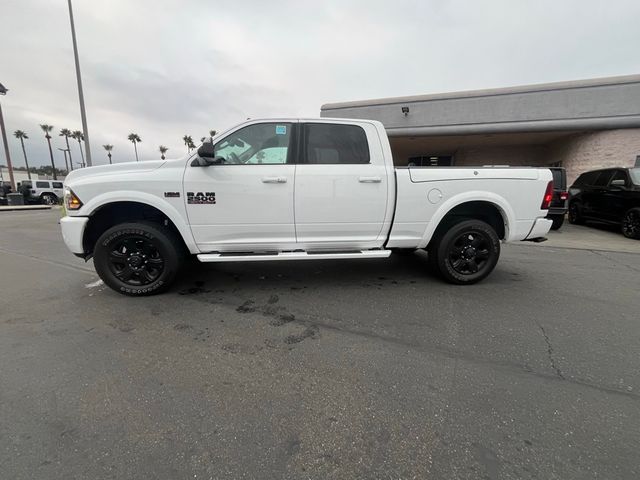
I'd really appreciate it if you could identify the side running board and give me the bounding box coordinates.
[197,250,392,263]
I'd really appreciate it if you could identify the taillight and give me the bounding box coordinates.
[559,191,568,201]
[65,188,83,210]
[541,181,554,209]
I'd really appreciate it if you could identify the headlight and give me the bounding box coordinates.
[64,188,83,210]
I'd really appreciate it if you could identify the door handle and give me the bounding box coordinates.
[358,176,382,183]
[262,177,287,183]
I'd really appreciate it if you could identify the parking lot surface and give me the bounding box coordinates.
[1,209,639,479]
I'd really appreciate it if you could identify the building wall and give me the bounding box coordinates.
[454,144,550,167]
[322,75,640,136]
[549,128,640,184]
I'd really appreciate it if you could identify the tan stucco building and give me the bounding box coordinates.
[321,75,640,185]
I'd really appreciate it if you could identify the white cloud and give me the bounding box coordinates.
[1,0,639,167]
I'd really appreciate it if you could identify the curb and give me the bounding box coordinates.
[0,205,53,212]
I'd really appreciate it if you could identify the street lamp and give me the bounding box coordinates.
[67,0,92,166]
[0,81,16,191]
[58,147,71,173]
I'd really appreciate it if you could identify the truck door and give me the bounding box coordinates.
[183,121,296,252]
[294,122,388,246]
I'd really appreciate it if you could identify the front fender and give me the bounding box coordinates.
[417,191,516,248]
[78,191,198,254]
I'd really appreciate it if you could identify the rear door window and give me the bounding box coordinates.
[592,170,613,187]
[52,182,63,189]
[36,181,50,188]
[302,123,370,164]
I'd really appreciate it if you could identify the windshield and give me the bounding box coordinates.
[630,168,640,185]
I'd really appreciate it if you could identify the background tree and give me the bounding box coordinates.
[40,124,57,180]
[13,130,32,179]
[128,133,141,161]
[209,129,217,138]
[103,144,113,164]
[182,135,195,153]
[71,130,85,167]
[158,145,168,160]
[59,128,74,171]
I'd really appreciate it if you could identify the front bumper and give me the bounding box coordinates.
[60,216,89,254]
[525,218,553,240]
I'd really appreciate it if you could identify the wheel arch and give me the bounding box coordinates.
[419,192,515,249]
[80,194,197,256]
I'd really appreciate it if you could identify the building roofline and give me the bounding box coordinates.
[321,74,640,111]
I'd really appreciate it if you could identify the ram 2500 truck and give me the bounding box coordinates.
[60,118,553,295]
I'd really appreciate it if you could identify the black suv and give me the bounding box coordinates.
[568,167,640,239]
[546,167,568,230]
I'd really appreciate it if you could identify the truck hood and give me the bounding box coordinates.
[64,160,166,185]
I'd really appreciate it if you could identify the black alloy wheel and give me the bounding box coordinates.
[448,231,492,275]
[94,222,182,295]
[108,236,165,286]
[429,219,501,285]
[622,209,640,239]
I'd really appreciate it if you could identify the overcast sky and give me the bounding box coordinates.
[2,0,640,168]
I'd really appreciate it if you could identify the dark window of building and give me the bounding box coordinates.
[52,182,63,188]
[593,170,614,187]
[408,155,453,167]
[36,181,50,188]
[303,124,370,164]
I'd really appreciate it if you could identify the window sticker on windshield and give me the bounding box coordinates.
[275,125,287,135]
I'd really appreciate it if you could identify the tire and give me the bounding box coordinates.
[568,202,583,225]
[621,208,640,239]
[549,214,565,230]
[93,222,183,296]
[429,219,501,285]
[41,193,57,205]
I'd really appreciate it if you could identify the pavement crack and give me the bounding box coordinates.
[537,324,565,379]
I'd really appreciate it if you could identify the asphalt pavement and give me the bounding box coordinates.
[1,209,639,479]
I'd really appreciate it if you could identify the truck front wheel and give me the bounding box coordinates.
[93,222,182,296]
[429,219,500,285]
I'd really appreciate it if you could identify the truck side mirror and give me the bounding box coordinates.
[610,179,626,189]
[197,141,216,159]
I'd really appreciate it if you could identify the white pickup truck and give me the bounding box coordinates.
[61,118,553,295]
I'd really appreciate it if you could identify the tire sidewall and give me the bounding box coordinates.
[436,220,501,285]
[94,223,179,295]
[550,214,565,230]
[41,193,57,205]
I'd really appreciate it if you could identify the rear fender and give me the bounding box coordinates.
[418,191,515,248]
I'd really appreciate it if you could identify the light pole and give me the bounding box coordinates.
[67,0,92,166]
[0,82,16,191]
[58,147,70,173]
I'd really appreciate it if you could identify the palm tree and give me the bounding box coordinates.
[40,124,57,180]
[59,128,74,170]
[182,134,195,153]
[103,144,113,164]
[13,130,32,179]
[72,130,85,167]
[209,129,217,139]
[128,133,141,161]
[158,145,168,160]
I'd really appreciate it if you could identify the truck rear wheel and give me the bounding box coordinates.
[429,219,500,285]
[93,222,182,296]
